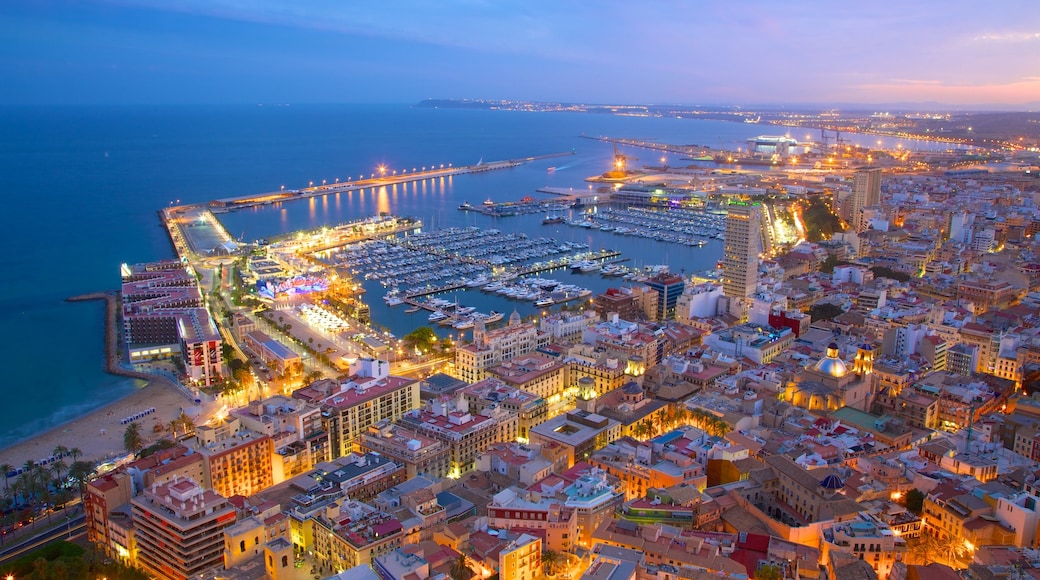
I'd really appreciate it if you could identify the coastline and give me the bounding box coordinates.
[0,292,199,470]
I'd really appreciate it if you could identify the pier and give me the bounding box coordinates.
[208,151,576,212]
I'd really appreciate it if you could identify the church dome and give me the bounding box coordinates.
[820,474,845,490]
[508,308,522,326]
[813,342,848,378]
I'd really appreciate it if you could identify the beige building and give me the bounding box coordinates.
[311,500,404,572]
[486,354,566,402]
[131,478,237,580]
[851,168,882,233]
[294,369,419,459]
[399,400,504,476]
[822,514,906,580]
[356,420,451,480]
[722,202,762,302]
[529,410,622,468]
[192,416,275,499]
[499,533,542,580]
[455,314,550,383]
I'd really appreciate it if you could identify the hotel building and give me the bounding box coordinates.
[120,260,223,385]
[722,202,762,303]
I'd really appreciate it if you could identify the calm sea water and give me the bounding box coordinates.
[0,104,946,449]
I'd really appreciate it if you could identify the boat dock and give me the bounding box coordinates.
[400,249,620,301]
[208,151,576,212]
[536,186,609,204]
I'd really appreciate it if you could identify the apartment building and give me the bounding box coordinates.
[131,477,237,580]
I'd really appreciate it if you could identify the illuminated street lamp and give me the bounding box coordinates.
[378,165,387,176]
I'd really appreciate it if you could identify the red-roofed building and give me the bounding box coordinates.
[84,471,134,563]
[307,372,419,459]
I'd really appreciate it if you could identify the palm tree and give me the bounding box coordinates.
[543,550,561,576]
[67,461,96,501]
[0,463,12,493]
[673,406,688,426]
[449,554,474,580]
[68,448,82,463]
[178,412,196,436]
[124,422,144,455]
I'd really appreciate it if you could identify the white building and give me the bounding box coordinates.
[676,283,724,321]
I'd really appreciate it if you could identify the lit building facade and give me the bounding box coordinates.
[131,478,237,580]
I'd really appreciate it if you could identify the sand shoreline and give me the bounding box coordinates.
[0,292,201,471]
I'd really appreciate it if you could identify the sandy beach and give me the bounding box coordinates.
[0,291,209,472]
[0,379,198,471]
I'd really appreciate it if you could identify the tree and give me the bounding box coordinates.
[903,488,925,515]
[67,460,96,500]
[869,266,911,282]
[809,303,845,322]
[543,550,561,576]
[449,554,474,580]
[124,422,145,455]
[820,254,840,274]
[0,462,12,492]
[403,327,438,355]
[68,447,82,463]
[755,564,783,580]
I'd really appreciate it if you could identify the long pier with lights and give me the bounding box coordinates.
[206,151,576,212]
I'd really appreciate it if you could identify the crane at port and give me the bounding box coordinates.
[612,140,637,173]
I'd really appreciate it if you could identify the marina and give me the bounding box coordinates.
[560,206,727,246]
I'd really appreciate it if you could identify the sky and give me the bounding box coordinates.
[1,0,1038,108]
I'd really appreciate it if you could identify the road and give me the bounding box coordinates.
[0,512,86,565]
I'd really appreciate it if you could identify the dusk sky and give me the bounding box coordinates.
[2,0,1038,107]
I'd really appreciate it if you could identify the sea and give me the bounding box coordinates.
[0,103,957,450]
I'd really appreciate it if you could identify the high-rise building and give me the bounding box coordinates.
[851,167,882,232]
[131,478,236,580]
[645,273,685,320]
[722,202,761,301]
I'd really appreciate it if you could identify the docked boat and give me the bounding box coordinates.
[535,296,554,307]
[428,311,448,322]
[453,319,475,330]
[483,311,504,324]
[483,198,495,206]
[543,215,564,225]
[404,306,420,313]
